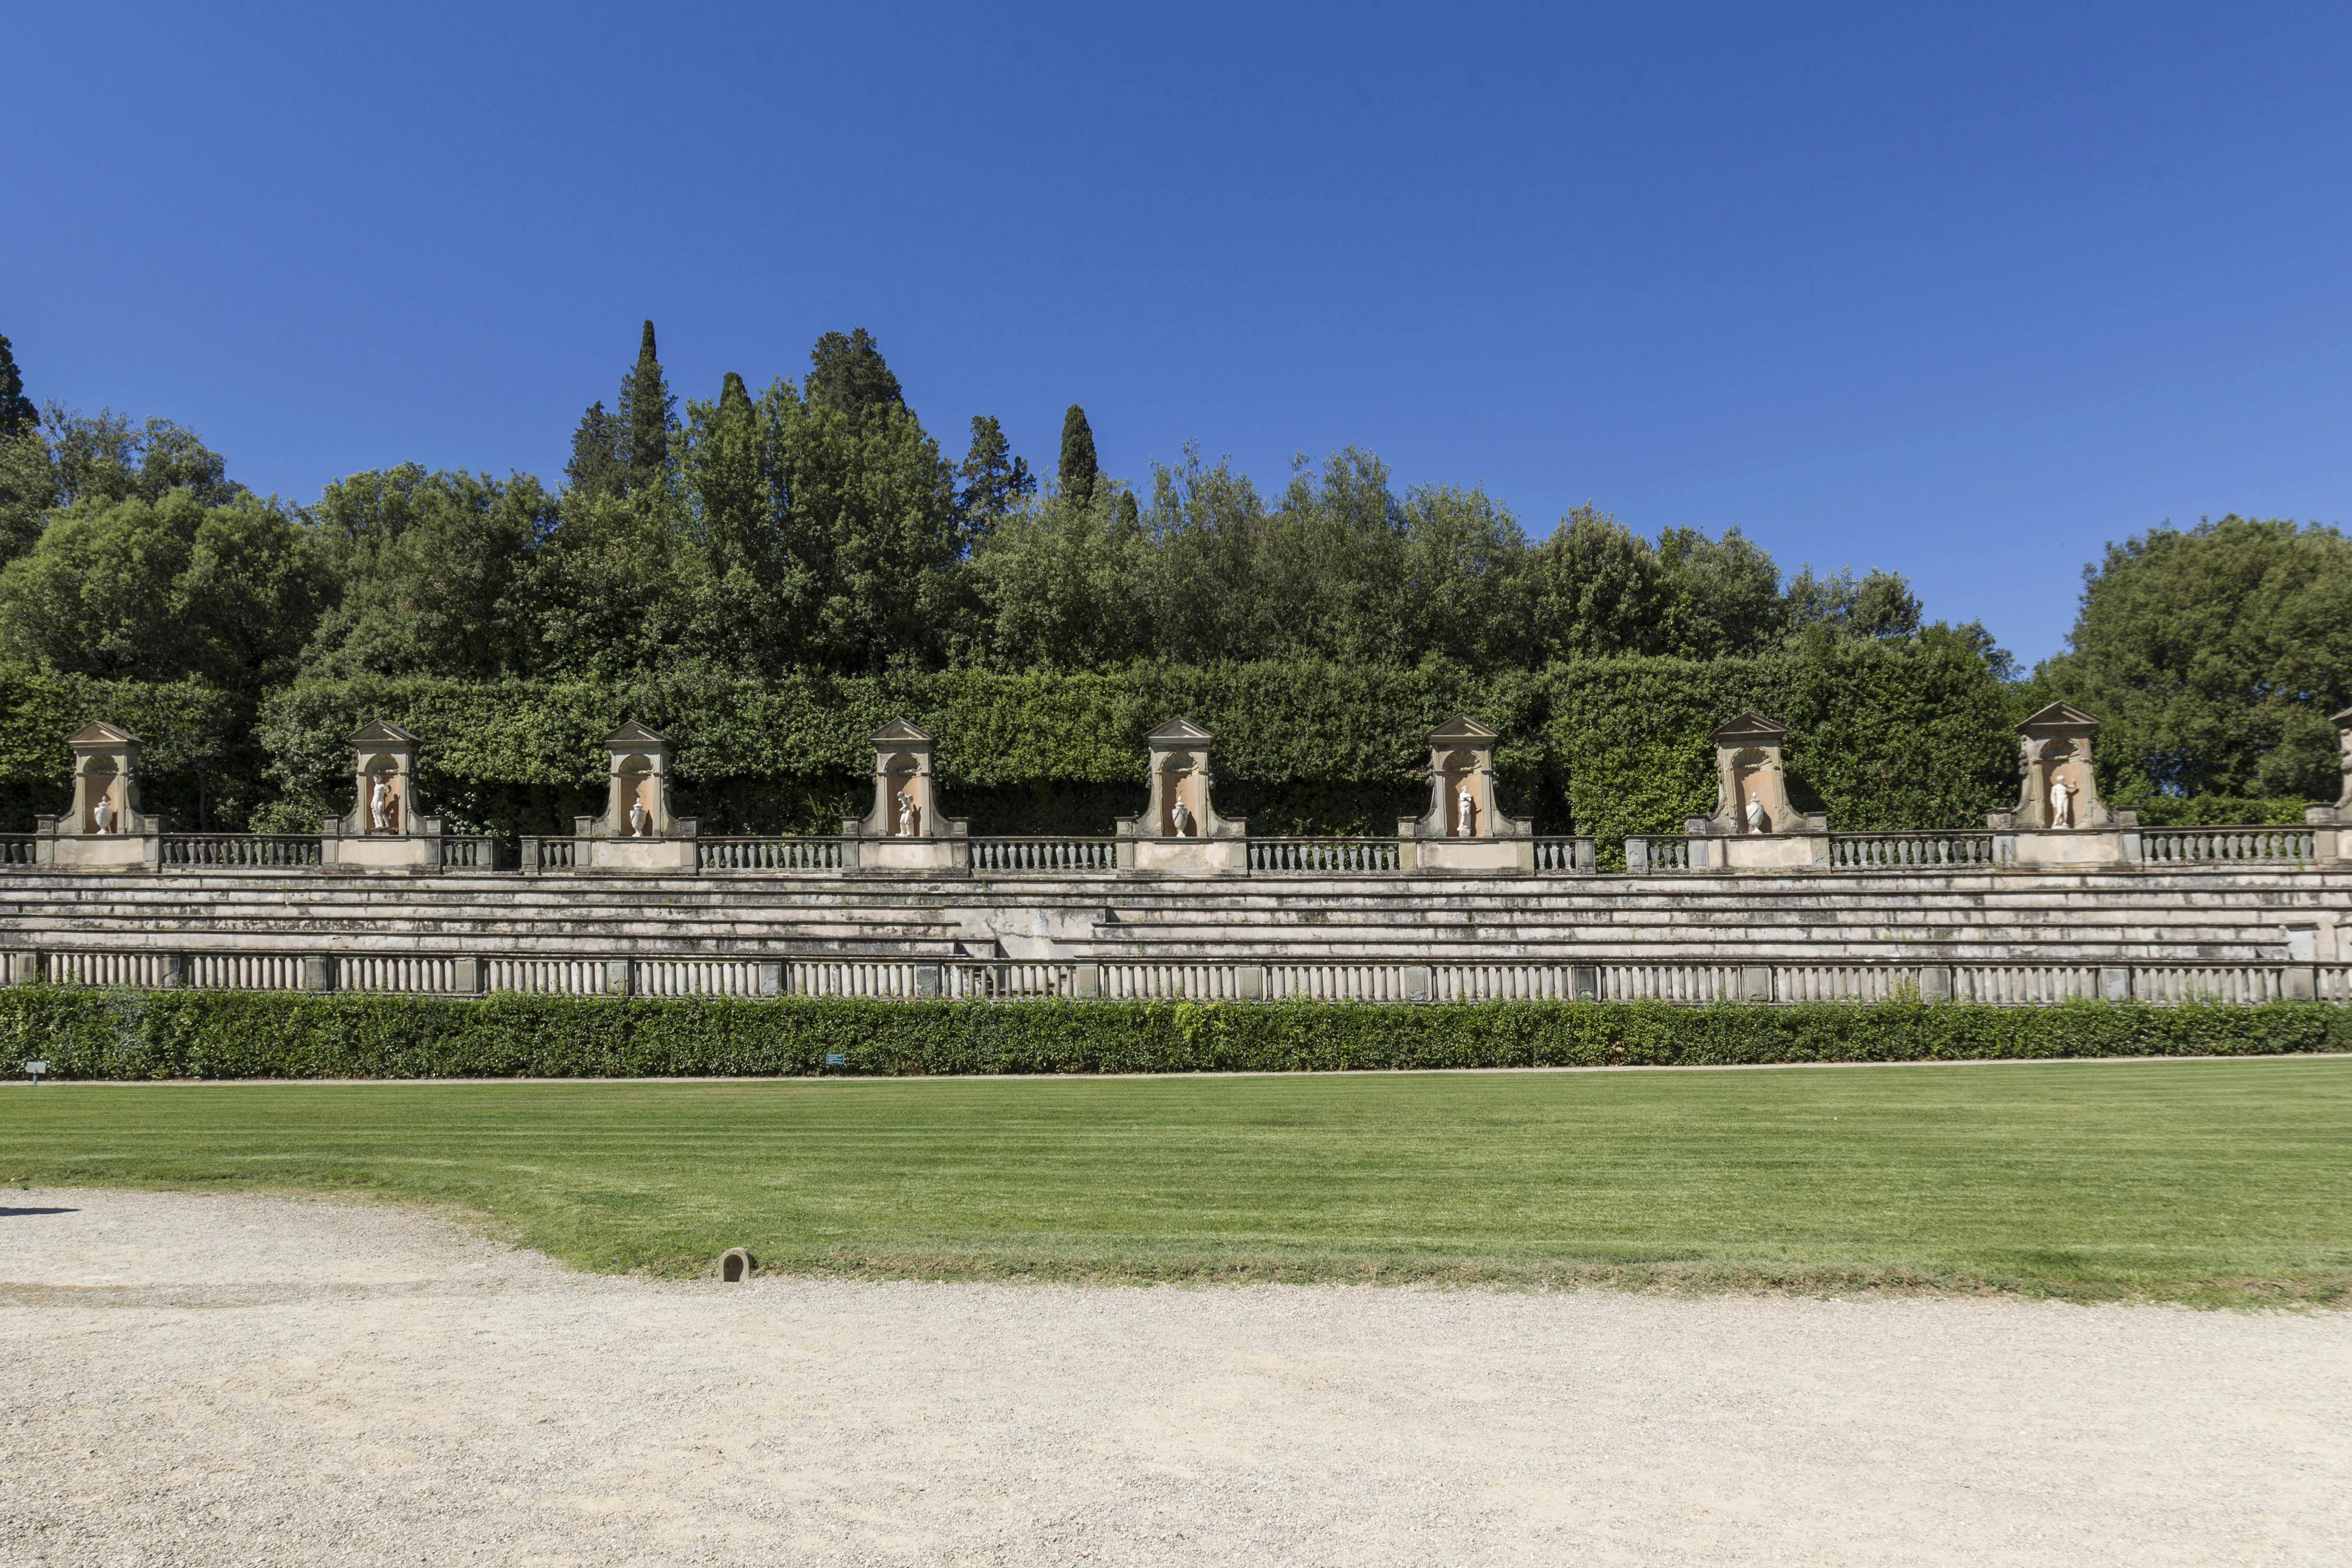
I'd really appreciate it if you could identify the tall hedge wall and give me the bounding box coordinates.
[248,643,2018,845]
[0,672,245,833]
[2,990,2340,1080]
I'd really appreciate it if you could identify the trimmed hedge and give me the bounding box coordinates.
[249,644,2016,844]
[4,990,2344,1081]
[0,671,245,832]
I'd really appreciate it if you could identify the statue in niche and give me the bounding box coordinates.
[1744,791,1766,834]
[895,789,918,837]
[2048,773,2075,829]
[1456,783,1474,838]
[628,795,649,837]
[1170,793,1193,838]
[91,794,113,834]
[369,775,395,833]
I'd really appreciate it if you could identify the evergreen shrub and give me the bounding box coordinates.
[3,989,2341,1081]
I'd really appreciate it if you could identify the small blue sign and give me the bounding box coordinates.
[824,1052,846,1066]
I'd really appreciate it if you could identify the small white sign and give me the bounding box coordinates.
[24,1061,49,1075]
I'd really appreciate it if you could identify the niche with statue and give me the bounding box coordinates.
[575,723,699,870]
[840,718,969,870]
[34,722,165,869]
[319,720,450,871]
[1987,703,2137,865]
[1690,712,1829,870]
[1115,719,1246,872]
[1397,715,1534,871]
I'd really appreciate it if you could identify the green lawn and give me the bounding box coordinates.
[5,1058,2349,1304]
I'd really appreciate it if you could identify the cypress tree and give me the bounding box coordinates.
[719,370,752,416]
[0,334,35,441]
[1058,404,1098,505]
[624,320,672,479]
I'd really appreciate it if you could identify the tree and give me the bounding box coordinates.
[564,321,674,500]
[625,319,672,481]
[1653,526,1783,658]
[1529,507,1670,659]
[1058,404,1098,505]
[969,482,1148,669]
[958,415,1035,528]
[805,329,904,416]
[301,466,552,678]
[0,334,35,440]
[1139,444,1268,662]
[3,405,241,565]
[1783,566,1922,640]
[0,489,323,693]
[1397,483,1531,668]
[2037,515,2352,800]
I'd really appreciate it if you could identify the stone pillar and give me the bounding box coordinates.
[319,719,448,872]
[1990,703,2138,867]
[603,957,635,998]
[840,718,969,871]
[755,959,785,998]
[451,957,485,995]
[1700,713,1828,870]
[2098,965,2132,1002]
[1402,965,1432,1002]
[1235,964,1266,1001]
[35,722,165,870]
[1396,715,1534,872]
[579,723,698,871]
[1571,963,1598,1001]
[1070,963,1102,999]
[1918,965,1954,1003]
[1113,719,1247,873]
[1740,964,1774,1003]
[915,962,943,999]
[300,955,337,993]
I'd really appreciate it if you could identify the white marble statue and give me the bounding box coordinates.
[1456,784,1475,838]
[1170,794,1193,838]
[1744,791,1765,834]
[895,789,918,837]
[369,775,392,832]
[91,794,113,834]
[2048,773,2075,829]
[628,796,649,837]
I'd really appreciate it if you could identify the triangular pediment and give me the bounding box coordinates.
[2017,701,2100,735]
[1427,714,1499,745]
[604,720,669,747]
[1712,710,1788,744]
[66,720,140,747]
[345,718,418,746]
[2334,704,2352,727]
[1147,717,1215,744]
[868,717,934,747]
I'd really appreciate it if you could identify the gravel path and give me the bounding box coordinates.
[3,1190,2347,1566]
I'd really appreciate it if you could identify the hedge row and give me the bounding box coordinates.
[242,641,2018,843]
[4,990,2342,1080]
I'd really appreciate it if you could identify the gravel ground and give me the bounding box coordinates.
[2,1190,2347,1566]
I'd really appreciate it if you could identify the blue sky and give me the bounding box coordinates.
[5,3,2347,664]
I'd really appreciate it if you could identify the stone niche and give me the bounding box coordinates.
[320,720,447,871]
[2305,706,2352,855]
[35,721,164,869]
[840,718,969,871]
[575,722,699,871]
[1695,712,1828,870]
[1398,715,1533,871]
[1114,718,1246,873]
[1988,702,2137,866]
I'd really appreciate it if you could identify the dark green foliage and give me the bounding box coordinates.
[1057,403,1097,504]
[247,644,2013,840]
[0,334,34,440]
[957,415,1035,527]
[0,669,243,830]
[302,466,553,679]
[2037,515,2352,804]
[625,320,671,480]
[564,400,628,499]
[0,489,328,699]
[805,329,903,416]
[4,988,2342,1082]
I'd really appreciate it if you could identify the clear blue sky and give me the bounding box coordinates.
[6,3,2347,664]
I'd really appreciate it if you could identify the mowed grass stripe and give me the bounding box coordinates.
[4,1058,2346,1301]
